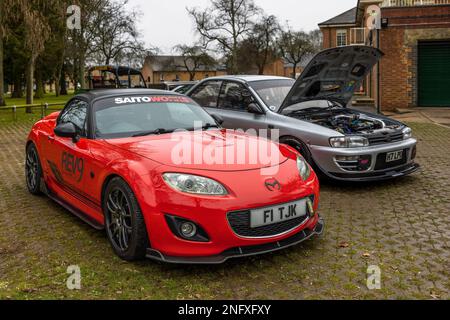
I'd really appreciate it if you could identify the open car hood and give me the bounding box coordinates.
[279,46,383,111]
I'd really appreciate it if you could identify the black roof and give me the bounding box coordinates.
[77,89,182,102]
[318,7,357,26]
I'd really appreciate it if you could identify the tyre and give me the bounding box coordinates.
[25,143,43,195]
[280,137,313,164]
[280,136,329,180]
[103,177,149,261]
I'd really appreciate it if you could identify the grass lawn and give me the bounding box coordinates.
[0,92,74,124]
[3,91,75,107]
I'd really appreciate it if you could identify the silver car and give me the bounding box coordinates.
[187,46,420,181]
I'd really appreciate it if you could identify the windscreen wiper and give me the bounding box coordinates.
[132,128,171,137]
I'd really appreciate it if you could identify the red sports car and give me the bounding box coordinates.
[25,89,323,263]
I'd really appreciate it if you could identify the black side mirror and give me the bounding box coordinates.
[247,103,263,115]
[211,114,224,125]
[54,122,79,142]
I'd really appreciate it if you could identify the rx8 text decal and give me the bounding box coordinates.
[62,151,84,182]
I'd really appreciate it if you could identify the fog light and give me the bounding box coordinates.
[180,222,197,238]
[411,146,417,160]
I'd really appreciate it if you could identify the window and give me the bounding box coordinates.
[336,30,347,47]
[249,79,295,110]
[217,81,254,111]
[59,99,88,136]
[93,97,216,139]
[189,81,222,108]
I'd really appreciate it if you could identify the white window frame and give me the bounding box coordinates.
[336,29,348,47]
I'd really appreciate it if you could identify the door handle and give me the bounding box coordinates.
[47,135,55,141]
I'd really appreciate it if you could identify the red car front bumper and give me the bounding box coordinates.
[137,160,322,264]
[146,217,324,264]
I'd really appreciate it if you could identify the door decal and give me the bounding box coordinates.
[62,151,84,182]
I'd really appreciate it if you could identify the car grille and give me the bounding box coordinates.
[374,149,408,170]
[367,131,404,146]
[227,206,309,238]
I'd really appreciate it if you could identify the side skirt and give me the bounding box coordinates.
[42,179,104,230]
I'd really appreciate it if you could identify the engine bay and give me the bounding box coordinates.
[288,108,402,135]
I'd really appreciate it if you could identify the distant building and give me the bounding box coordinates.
[263,56,314,79]
[141,55,226,84]
[319,0,450,110]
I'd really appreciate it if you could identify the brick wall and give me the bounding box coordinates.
[320,5,450,111]
[379,28,410,110]
[320,27,352,48]
[379,5,450,110]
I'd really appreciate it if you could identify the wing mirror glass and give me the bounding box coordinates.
[247,103,263,115]
[54,122,80,142]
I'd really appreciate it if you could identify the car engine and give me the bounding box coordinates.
[315,113,385,134]
[292,109,402,135]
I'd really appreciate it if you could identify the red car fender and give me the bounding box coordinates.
[96,156,161,216]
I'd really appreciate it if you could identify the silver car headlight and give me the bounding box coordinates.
[162,173,228,195]
[296,156,311,181]
[402,127,412,140]
[329,136,369,148]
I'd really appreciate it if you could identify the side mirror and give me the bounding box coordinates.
[54,122,79,142]
[211,114,224,125]
[247,103,263,115]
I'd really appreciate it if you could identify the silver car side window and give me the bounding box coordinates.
[217,81,253,112]
[190,81,222,108]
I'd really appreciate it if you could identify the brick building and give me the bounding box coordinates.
[141,55,227,85]
[319,0,450,111]
[141,55,310,85]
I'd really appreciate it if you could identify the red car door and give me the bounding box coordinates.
[46,99,94,203]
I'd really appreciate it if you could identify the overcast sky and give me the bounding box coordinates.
[127,0,357,54]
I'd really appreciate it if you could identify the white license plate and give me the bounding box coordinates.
[386,150,403,162]
[250,199,308,228]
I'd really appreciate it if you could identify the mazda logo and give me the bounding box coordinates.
[265,178,281,191]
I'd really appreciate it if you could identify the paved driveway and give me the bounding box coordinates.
[0,119,448,299]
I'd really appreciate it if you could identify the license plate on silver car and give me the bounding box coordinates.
[386,150,403,162]
[250,199,308,228]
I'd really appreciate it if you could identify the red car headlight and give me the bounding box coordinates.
[162,173,228,195]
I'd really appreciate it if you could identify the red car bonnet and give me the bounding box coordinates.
[103,129,289,172]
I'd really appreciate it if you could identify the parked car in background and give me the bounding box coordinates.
[147,81,197,92]
[172,83,197,94]
[187,46,420,181]
[25,89,323,263]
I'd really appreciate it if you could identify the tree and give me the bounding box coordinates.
[4,28,27,99]
[0,1,5,106]
[236,15,279,74]
[174,45,216,81]
[0,0,22,105]
[278,28,314,79]
[22,1,52,107]
[90,0,147,66]
[187,0,260,74]
[34,1,70,98]
[66,0,108,90]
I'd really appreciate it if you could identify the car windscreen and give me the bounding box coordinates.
[249,79,295,111]
[93,95,217,139]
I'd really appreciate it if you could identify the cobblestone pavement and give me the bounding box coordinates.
[0,119,448,299]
